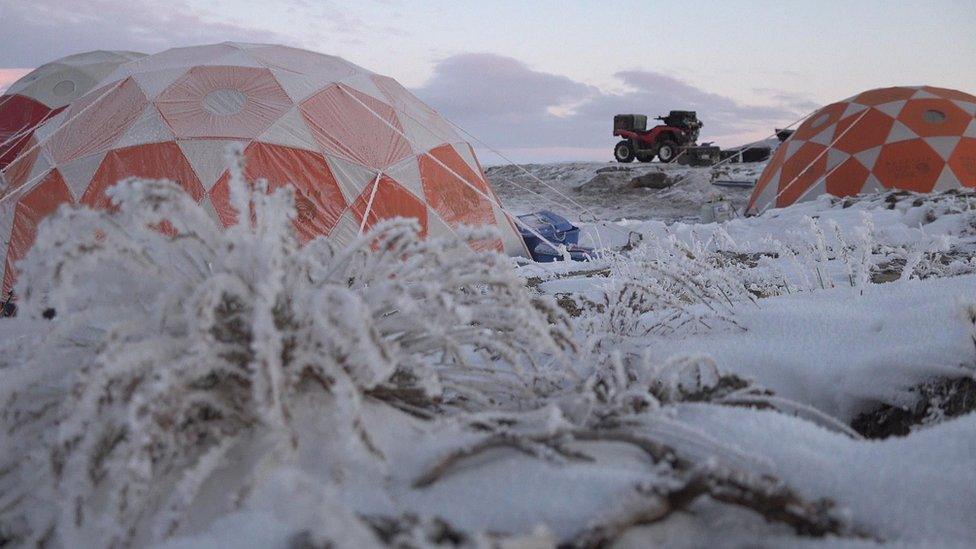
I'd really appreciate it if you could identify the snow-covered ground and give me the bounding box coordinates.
[2,159,975,548]
[488,160,764,222]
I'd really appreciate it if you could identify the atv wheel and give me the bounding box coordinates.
[657,140,678,163]
[614,140,636,163]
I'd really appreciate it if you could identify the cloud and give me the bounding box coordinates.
[753,87,822,113]
[417,54,600,119]
[0,0,308,67]
[0,69,33,95]
[413,54,817,162]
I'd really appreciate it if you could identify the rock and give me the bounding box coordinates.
[578,172,626,191]
[851,376,976,439]
[629,171,673,189]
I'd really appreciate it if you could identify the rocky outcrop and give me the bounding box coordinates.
[629,171,673,189]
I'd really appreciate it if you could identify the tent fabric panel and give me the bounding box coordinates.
[872,139,944,192]
[131,68,191,101]
[82,142,205,209]
[254,45,361,103]
[324,154,379,205]
[825,147,850,171]
[853,146,883,172]
[833,108,895,154]
[452,141,521,252]
[854,87,916,106]
[124,43,238,75]
[300,84,412,170]
[59,151,107,200]
[451,142,485,177]
[337,73,388,103]
[806,124,838,147]
[965,120,976,139]
[419,144,497,231]
[11,67,98,109]
[0,94,56,169]
[178,138,245,191]
[30,110,67,143]
[825,157,870,197]
[248,45,358,82]
[48,77,148,165]
[924,136,962,162]
[793,102,847,141]
[932,165,961,192]
[490,200,530,257]
[349,176,428,237]
[884,120,918,144]
[920,86,976,103]
[0,200,15,291]
[113,105,176,149]
[209,142,346,244]
[2,135,50,195]
[372,75,461,151]
[948,137,976,186]
[425,208,455,240]
[3,170,73,293]
[746,145,789,214]
[384,156,426,200]
[776,142,827,208]
[268,70,334,104]
[873,100,906,119]
[747,167,782,215]
[952,100,976,117]
[897,99,971,138]
[208,49,266,69]
[4,51,144,109]
[326,209,360,246]
[255,106,319,151]
[1,136,40,191]
[396,112,454,155]
[155,66,293,139]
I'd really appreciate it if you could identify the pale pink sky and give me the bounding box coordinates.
[0,69,32,93]
[2,0,974,162]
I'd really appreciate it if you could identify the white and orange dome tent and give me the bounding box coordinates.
[747,86,976,215]
[0,50,145,169]
[0,42,527,293]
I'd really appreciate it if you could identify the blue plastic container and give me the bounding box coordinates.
[531,242,595,263]
[516,211,580,261]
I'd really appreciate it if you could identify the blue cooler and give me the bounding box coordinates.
[531,242,595,263]
[516,211,584,262]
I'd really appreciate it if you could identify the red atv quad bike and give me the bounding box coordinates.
[612,111,703,163]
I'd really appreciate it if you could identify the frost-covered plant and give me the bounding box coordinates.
[756,214,884,293]
[580,231,749,352]
[0,148,573,546]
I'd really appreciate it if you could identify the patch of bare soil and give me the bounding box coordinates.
[851,376,976,439]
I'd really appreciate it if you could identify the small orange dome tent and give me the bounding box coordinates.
[0,50,145,169]
[747,86,976,215]
[0,42,527,293]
